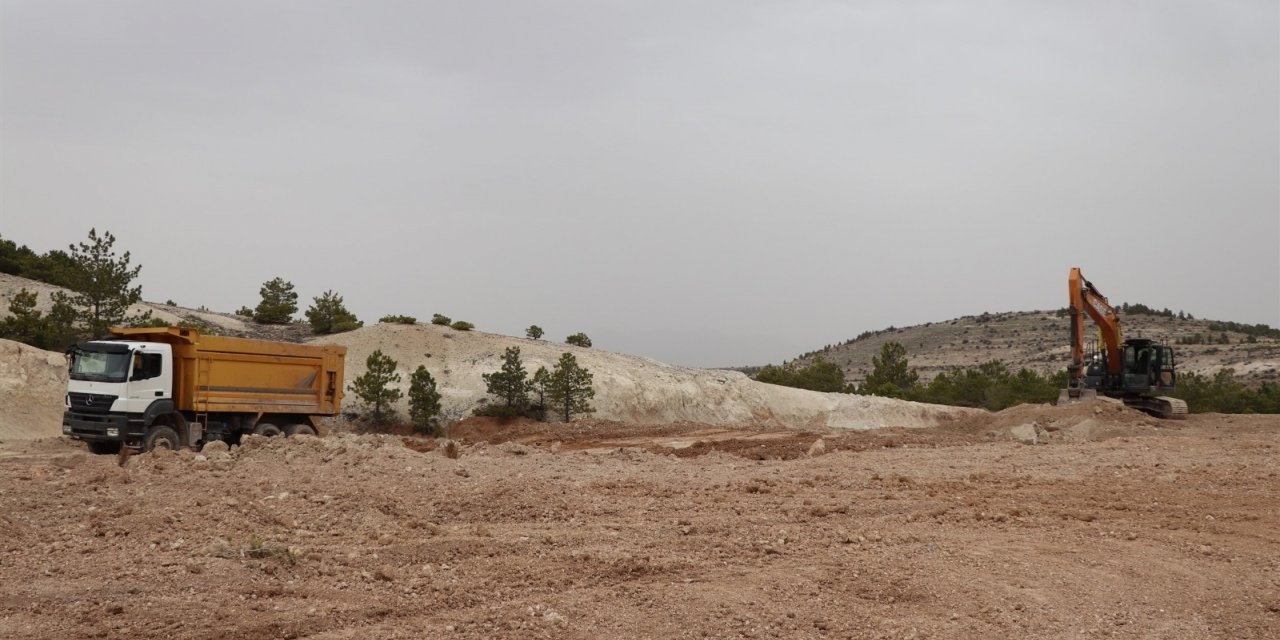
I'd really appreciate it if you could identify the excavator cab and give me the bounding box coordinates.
[1086,337,1185,416]
[1115,339,1173,394]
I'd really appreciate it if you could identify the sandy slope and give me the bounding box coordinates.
[313,323,977,429]
[0,339,66,441]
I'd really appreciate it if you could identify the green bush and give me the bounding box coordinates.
[431,313,451,326]
[1169,369,1279,414]
[379,314,417,325]
[754,358,850,393]
[473,404,525,420]
[129,316,171,329]
[565,332,592,348]
[305,290,362,335]
[908,361,1065,411]
[450,321,474,331]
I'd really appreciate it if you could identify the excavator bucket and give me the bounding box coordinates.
[1057,387,1097,406]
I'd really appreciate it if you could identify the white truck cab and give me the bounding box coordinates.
[64,341,174,451]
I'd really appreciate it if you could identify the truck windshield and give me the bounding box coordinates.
[70,350,131,383]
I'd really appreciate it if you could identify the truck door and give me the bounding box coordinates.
[124,345,173,413]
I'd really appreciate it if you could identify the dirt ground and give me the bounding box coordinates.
[1,406,1277,639]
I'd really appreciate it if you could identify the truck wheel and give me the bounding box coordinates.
[285,423,317,437]
[252,423,283,437]
[87,441,122,455]
[144,426,181,452]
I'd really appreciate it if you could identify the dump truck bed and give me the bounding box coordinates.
[110,327,346,415]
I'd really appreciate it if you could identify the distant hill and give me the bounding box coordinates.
[786,310,1280,386]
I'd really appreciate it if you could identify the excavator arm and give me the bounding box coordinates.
[1067,267,1122,388]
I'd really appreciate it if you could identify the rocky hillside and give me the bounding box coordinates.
[791,310,1280,386]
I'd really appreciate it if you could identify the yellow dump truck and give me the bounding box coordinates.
[63,327,346,453]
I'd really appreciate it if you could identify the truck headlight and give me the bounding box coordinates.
[106,427,119,437]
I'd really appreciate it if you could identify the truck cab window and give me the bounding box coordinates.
[131,353,163,381]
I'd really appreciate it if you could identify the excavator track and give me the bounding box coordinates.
[1123,396,1188,420]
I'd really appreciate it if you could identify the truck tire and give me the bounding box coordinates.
[285,423,317,437]
[252,423,283,437]
[144,426,181,452]
[87,441,122,455]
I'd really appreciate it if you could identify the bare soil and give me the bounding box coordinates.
[1,407,1277,639]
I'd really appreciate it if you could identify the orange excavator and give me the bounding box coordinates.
[1059,267,1188,418]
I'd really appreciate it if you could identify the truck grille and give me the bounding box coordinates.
[68,392,117,415]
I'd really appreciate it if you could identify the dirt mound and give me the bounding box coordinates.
[943,398,1169,444]
[0,339,66,441]
[314,323,980,430]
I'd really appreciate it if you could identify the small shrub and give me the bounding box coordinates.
[129,316,171,329]
[305,290,363,335]
[565,332,592,348]
[473,404,524,419]
[431,313,451,326]
[379,314,417,325]
[450,320,474,331]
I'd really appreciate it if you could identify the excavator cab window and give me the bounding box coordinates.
[1135,349,1152,374]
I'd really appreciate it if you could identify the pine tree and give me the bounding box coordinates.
[526,325,544,340]
[547,352,595,421]
[482,346,531,408]
[0,289,48,348]
[860,341,919,398]
[408,365,442,434]
[305,290,363,334]
[348,350,402,424]
[254,277,298,324]
[64,228,148,337]
[531,366,550,408]
[565,332,592,348]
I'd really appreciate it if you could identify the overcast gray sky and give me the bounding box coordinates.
[2,0,1277,366]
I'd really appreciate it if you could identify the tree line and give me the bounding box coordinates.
[755,341,1277,414]
[2,230,596,349]
[346,345,596,433]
